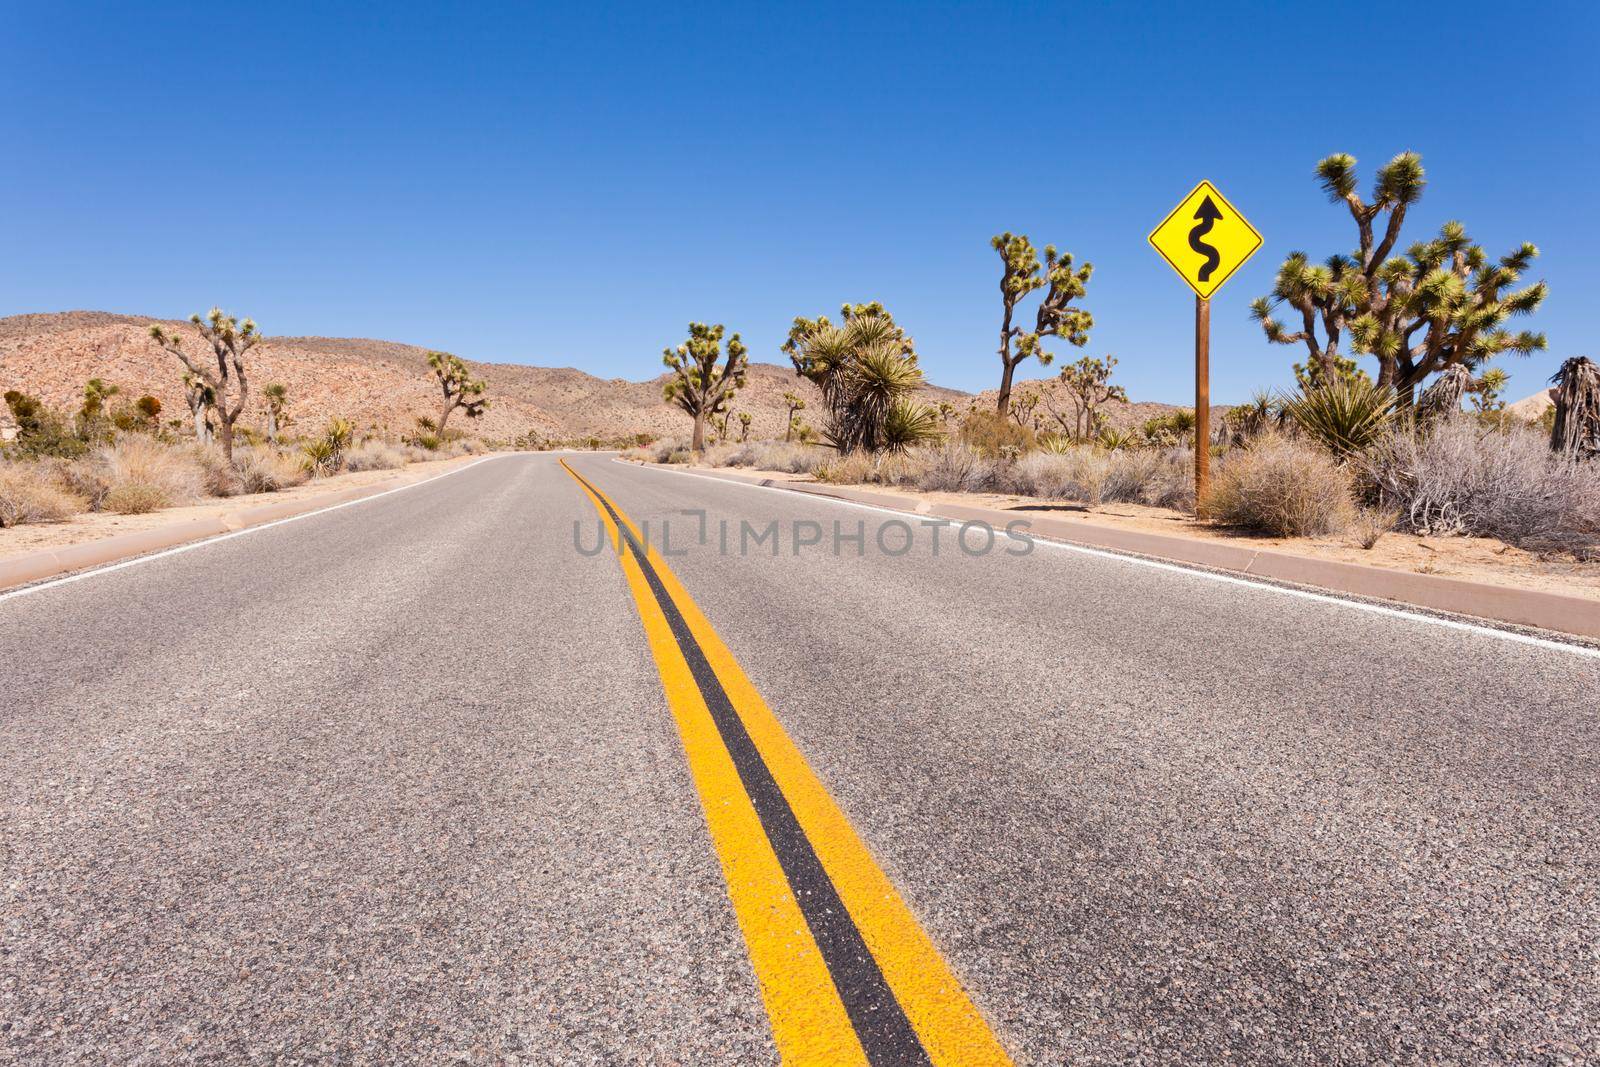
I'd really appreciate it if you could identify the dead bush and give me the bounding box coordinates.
[1357,418,1600,554]
[902,442,996,493]
[1008,449,1109,503]
[0,462,85,526]
[1207,434,1354,537]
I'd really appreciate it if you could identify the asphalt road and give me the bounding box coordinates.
[3,452,1596,1065]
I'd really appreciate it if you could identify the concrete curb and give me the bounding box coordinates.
[0,457,482,594]
[636,461,1600,643]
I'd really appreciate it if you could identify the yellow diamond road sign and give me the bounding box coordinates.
[1148,180,1262,299]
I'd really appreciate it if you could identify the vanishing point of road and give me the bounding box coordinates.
[3,453,1596,1064]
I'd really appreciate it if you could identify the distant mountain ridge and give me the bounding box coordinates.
[0,310,965,442]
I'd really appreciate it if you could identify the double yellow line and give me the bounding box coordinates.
[561,460,1011,1065]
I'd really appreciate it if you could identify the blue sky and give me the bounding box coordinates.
[3,1,1595,403]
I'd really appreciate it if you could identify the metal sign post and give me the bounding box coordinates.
[1195,295,1210,512]
[1148,179,1261,516]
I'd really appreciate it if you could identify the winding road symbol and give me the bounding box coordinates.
[1148,180,1261,299]
[1188,196,1223,283]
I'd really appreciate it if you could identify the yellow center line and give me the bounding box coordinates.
[561,459,1012,1066]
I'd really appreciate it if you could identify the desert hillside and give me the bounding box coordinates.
[968,374,1223,434]
[0,311,966,442]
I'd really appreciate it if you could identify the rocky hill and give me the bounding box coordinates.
[0,311,964,443]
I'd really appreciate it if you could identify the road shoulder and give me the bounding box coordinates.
[0,454,493,593]
[630,459,1600,644]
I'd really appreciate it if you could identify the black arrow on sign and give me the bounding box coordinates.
[1188,195,1223,283]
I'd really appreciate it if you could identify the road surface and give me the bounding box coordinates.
[3,452,1596,1064]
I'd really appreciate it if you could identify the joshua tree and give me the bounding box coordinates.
[782,392,807,442]
[1056,354,1127,440]
[1007,384,1043,429]
[263,383,290,443]
[150,309,259,462]
[991,233,1094,415]
[662,322,748,452]
[428,352,488,436]
[785,302,935,454]
[80,378,120,421]
[1252,153,1546,404]
[1549,356,1600,458]
[181,373,216,444]
[738,411,752,442]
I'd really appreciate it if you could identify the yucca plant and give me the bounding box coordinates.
[302,417,355,475]
[786,302,926,454]
[1097,426,1137,452]
[1037,433,1075,455]
[1283,378,1398,458]
[882,398,940,453]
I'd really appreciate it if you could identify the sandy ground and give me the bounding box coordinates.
[678,464,1600,603]
[0,456,476,562]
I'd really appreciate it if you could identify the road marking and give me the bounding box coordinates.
[561,459,1012,1066]
[628,460,1600,662]
[0,454,520,605]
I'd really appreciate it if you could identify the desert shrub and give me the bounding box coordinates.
[344,440,408,472]
[814,451,877,485]
[3,392,87,459]
[1357,418,1600,553]
[1348,507,1398,550]
[0,461,85,526]
[93,437,207,514]
[1140,409,1196,447]
[747,441,826,475]
[643,438,686,463]
[1098,447,1195,510]
[235,446,311,492]
[1008,448,1109,503]
[906,441,997,493]
[1207,434,1354,536]
[702,442,757,467]
[666,448,692,465]
[104,482,171,515]
[188,444,242,497]
[959,410,1034,456]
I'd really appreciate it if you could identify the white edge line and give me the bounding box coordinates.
[621,459,1600,662]
[0,454,519,605]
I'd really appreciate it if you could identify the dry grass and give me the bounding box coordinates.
[0,461,85,526]
[1207,434,1354,537]
[235,446,312,492]
[95,437,208,514]
[344,440,409,472]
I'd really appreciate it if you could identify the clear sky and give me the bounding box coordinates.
[3,1,1595,403]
